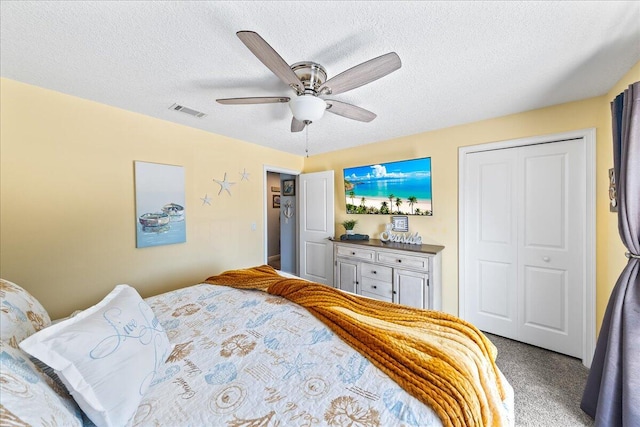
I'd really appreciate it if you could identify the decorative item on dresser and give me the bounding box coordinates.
[333,239,444,310]
[341,218,358,235]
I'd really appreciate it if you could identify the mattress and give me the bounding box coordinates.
[132,281,514,426]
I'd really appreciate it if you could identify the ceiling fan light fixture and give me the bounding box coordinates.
[289,95,326,122]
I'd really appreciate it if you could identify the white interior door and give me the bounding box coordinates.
[463,139,586,359]
[517,141,585,358]
[298,171,334,284]
[464,148,519,338]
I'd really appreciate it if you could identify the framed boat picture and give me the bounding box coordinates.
[134,161,186,248]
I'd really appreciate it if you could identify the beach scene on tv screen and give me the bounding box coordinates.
[344,157,432,216]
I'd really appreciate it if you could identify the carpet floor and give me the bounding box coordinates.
[486,333,594,427]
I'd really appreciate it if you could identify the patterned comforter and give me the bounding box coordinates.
[132,280,514,426]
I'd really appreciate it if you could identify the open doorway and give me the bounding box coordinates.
[265,168,298,275]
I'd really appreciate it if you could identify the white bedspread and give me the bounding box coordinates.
[132,283,514,426]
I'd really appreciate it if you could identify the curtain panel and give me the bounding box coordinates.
[581,81,640,426]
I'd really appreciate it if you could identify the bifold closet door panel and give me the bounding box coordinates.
[463,148,519,339]
[517,140,585,358]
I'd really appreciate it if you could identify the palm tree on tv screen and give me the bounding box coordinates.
[408,196,417,214]
[395,197,403,213]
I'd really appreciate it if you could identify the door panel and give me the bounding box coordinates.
[464,149,518,337]
[305,241,328,278]
[523,153,565,249]
[298,171,335,284]
[523,266,567,332]
[518,141,584,358]
[478,260,511,319]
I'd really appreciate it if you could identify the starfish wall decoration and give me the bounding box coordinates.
[213,172,235,196]
[200,194,211,205]
[239,168,250,181]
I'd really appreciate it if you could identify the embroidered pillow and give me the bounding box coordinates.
[19,284,172,427]
[0,278,51,347]
[0,340,84,426]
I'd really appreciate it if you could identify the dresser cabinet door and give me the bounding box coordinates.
[336,259,358,294]
[394,269,428,309]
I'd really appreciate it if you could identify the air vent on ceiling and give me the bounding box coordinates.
[169,103,207,118]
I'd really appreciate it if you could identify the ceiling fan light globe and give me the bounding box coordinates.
[289,95,326,122]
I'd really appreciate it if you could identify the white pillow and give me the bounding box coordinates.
[19,285,172,427]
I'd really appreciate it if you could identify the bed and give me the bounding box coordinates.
[1,266,514,427]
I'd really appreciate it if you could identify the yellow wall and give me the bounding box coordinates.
[2,61,638,328]
[0,78,302,319]
[305,61,640,331]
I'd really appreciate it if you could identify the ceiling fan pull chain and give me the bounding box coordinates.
[305,126,309,157]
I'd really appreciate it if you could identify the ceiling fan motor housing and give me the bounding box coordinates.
[291,62,327,94]
[289,62,328,121]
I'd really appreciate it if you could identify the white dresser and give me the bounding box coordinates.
[332,239,444,310]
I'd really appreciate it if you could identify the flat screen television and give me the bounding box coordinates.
[343,157,432,216]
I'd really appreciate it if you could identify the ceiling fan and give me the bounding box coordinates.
[216,31,402,132]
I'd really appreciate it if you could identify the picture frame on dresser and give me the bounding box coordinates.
[392,215,409,232]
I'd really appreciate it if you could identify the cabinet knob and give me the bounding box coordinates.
[372,270,377,274]
[393,290,397,294]
[372,285,377,289]
[542,256,550,262]
[397,259,402,263]
[351,252,356,255]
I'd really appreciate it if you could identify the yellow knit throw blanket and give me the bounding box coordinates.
[204,265,508,427]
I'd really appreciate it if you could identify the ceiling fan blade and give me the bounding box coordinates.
[291,117,306,132]
[319,52,401,96]
[216,96,290,105]
[236,31,304,94]
[325,100,377,122]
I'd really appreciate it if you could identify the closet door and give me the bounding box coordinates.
[464,148,519,338]
[517,141,584,358]
[463,139,585,358]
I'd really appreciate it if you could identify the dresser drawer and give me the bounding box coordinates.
[360,288,393,303]
[360,262,393,282]
[336,245,375,261]
[361,277,393,299]
[376,251,429,270]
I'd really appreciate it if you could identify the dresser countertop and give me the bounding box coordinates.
[331,238,444,255]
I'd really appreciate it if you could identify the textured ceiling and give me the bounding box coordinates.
[2,1,639,156]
